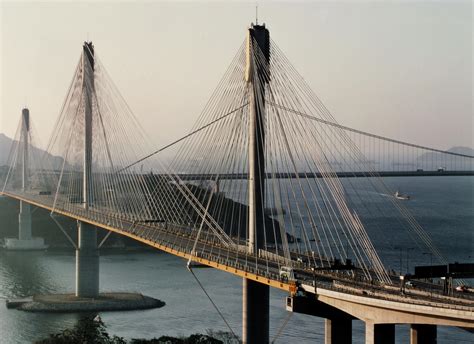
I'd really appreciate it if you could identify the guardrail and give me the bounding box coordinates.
[3,190,473,313]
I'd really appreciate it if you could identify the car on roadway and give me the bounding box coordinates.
[280,266,295,281]
[455,285,469,292]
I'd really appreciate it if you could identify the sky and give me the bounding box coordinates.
[0,0,472,152]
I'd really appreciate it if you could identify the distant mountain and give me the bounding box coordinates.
[0,133,13,166]
[415,146,474,168]
[446,146,474,156]
[0,133,63,169]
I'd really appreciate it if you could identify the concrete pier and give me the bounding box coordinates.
[410,324,437,344]
[365,322,395,344]
[243,279,270,343]
[286,295,354,344]
[19,201,32,240]
[4,201,47,250]
[76,221,99,298]
[325,318,352,344]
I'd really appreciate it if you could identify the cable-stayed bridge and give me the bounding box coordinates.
[1,23,473,344]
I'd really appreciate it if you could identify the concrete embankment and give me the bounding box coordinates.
[6,292,165,312]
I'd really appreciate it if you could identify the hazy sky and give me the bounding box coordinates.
[1,0,472,152]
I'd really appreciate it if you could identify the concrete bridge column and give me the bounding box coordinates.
[325,317,352,344]
[242,279,269,344]
[75,41,99,299]
[365,322,395,344]
[410,324,437,344]
[75,221,99,298]
[18,201,32,240]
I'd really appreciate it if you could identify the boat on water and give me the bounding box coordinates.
[394,191,410,200]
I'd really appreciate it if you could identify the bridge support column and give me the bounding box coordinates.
[325,318,352,344]
[74,41,99,299]
[243,279,269,344]
[19,108,32,242]
[18,201,32,240]
[75,221,99,298]
[410,324,437,344]
[365,322,395,344]
[4,108,46,250]
[286,295,354,344]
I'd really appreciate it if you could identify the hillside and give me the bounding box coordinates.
[447,146,474,156]
[0,133,63,169]
[0,133,12,166]
[417,146,474,164]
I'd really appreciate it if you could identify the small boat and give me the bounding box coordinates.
[394,191,410,200]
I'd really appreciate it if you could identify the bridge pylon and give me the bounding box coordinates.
[75,41,99,298]
[3,108,47,250]
[243,22,270,344]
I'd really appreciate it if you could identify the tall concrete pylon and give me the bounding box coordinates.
[243,23,271,344]
[19,108,32,241]
[75,41,99,298]
[4,108,47,250]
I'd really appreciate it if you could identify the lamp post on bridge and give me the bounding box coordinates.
[422,251,434,298]
[395,246,402,275]
[394,246,414,275]
[406,247,414,275]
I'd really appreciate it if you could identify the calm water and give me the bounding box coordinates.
[0,177,473,343]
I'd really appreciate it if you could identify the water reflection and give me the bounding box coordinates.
[0,250,57,298]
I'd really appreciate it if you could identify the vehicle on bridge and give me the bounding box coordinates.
[455,285,469,293]
[280,266,295,281]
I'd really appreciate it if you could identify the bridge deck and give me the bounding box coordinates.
[1,191,473,327]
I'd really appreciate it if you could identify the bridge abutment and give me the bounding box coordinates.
[410,324,437,344]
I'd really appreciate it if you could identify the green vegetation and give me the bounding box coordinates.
[35,316,126,344]
[35,316,239,344]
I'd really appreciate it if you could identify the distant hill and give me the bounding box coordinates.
[446,146,474,156]
[0,133,63,169]
[414,146,473,168]
[0,133,13,166]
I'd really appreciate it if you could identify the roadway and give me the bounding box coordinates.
[2,190,473,317]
